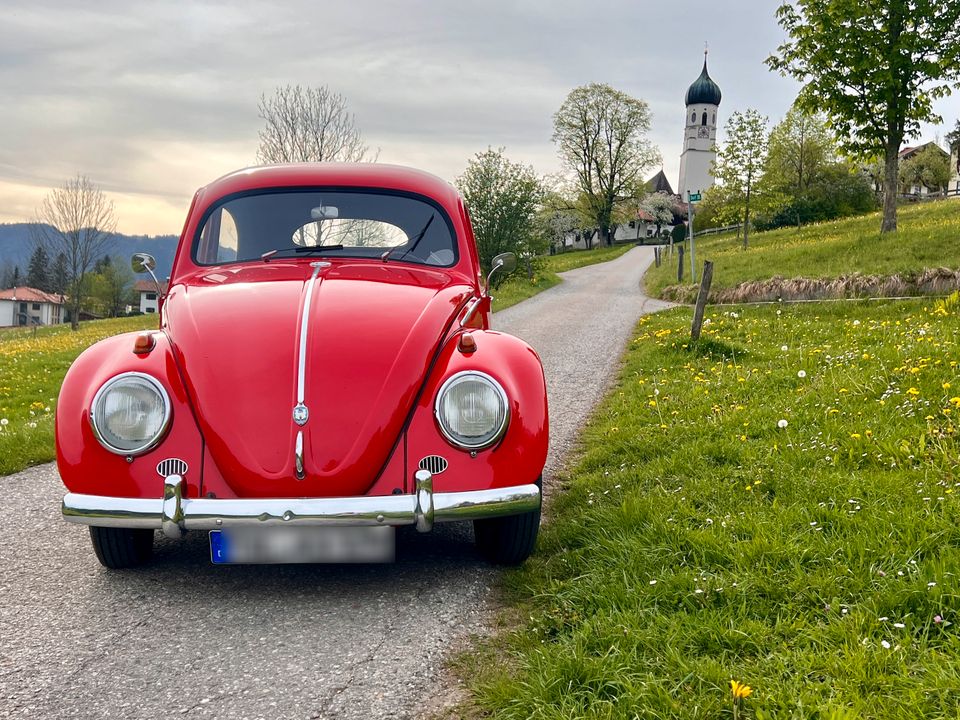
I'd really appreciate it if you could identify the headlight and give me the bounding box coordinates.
[435,371,509,450]
[90,372,171,455]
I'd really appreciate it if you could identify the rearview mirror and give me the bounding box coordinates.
[492,252,517,275]
[311,204,339,220]
[485,252,517,293]
[131,252,164,298]
[131,252,156,274]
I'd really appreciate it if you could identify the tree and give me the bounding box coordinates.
[89,256,134,317]
[767,1,960,233]
[947,120,960,151]
[899,144,950,195]
[457,148,543,278]
[711,109,769,249]
[50,252,70,297]
[32,175,117,330]
[256,85,374,164]
[26,245,50,291]
[638,192,676,238]
[552,83,660,246]
[765,109,834,194]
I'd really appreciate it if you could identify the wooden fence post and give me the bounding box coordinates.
[677,245,685,282]
[654,247,661,267]
[690,260,714,341]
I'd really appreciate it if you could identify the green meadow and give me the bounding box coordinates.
[645,200,960,301]
[0,316,156,475]
[465,295,960,719]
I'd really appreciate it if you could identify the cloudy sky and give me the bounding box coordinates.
[2,0,958,235]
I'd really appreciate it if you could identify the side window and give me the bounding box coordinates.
[701,112,707,126]
[712,113,716,125]
[198,207,239,263]
[691,112,696,123]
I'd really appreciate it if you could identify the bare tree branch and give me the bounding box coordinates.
[256,85,377,164]
[31,174,117,330]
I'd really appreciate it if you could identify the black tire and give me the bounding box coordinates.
[89,526,154,568]
[473,479,541,565]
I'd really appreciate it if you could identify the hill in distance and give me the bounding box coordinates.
[0,224,178,281]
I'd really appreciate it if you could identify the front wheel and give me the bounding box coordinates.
[89,526,154,568]
[473,479,541,565]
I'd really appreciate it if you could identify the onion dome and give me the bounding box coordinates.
[685,60,722,106]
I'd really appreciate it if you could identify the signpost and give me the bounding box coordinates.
[686,191,699,283]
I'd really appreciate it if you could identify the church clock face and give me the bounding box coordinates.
[697,126,710,138]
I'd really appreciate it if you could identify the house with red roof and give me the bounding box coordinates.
[134,280,168,314]
[0,287,64,327]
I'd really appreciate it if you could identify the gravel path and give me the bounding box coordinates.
[0,246,671,720]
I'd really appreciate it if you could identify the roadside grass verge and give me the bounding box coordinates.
[493,244,638,311]
[0,316,156,475]
[645,200,960,300]
[467,295,960,718]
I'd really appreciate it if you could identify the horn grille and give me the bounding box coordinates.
[418,455,448,475]
[156,458,188,478]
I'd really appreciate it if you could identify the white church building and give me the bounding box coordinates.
[678,53,722,200]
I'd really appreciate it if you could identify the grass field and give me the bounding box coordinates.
[465,295,960,719]
[644,200,960,300]
[0,316,156,475]
[493,243,637,311]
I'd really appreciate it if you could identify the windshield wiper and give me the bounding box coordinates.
[261,245,344,262]
[381,215,435,263]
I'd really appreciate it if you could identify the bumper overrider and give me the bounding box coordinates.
[62,469,541,539]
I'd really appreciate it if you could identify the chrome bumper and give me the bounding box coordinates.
[62,469,541,539]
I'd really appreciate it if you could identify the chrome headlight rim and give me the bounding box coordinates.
[434,370,510,450]
[90,371,172,456]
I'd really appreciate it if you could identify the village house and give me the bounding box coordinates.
[0,287,64,327]
[898,142,951,196]
[134,280,168,314]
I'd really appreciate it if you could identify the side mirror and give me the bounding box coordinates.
[131,252,164,298]
[485,252,517,293]
[131,252,157,274]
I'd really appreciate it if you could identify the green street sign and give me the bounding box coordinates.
[688,193,702,202]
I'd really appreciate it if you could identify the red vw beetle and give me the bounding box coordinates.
[57,164,548,567]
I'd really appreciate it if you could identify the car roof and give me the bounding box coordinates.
[195,163,462,210]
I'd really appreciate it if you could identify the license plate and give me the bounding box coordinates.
[209,526,395,564]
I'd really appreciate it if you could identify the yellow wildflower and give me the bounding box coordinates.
[730,680,753,700]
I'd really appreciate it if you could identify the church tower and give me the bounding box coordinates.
[678,50,722,200]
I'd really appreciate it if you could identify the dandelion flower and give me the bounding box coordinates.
[781,345,788,351]
[907,387,921,397]
[777,419,788,429]
[797,370,806,378]
[730,680,753,700]
[0,418,7,426]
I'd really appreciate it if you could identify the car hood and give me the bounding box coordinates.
[165,262,472,498]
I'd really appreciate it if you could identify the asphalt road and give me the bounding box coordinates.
[0,246,672,720]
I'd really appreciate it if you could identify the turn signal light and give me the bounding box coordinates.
[458,332,477,353]
[133,332,156,355]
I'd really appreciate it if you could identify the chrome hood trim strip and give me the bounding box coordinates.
[291,261,328,478]
[297,262,327,406]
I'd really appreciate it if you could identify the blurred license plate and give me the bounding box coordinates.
[209,526,395,564]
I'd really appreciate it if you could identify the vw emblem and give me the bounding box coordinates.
[292,403,309,426]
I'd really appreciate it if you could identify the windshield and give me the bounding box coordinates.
[193,190,458,267]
